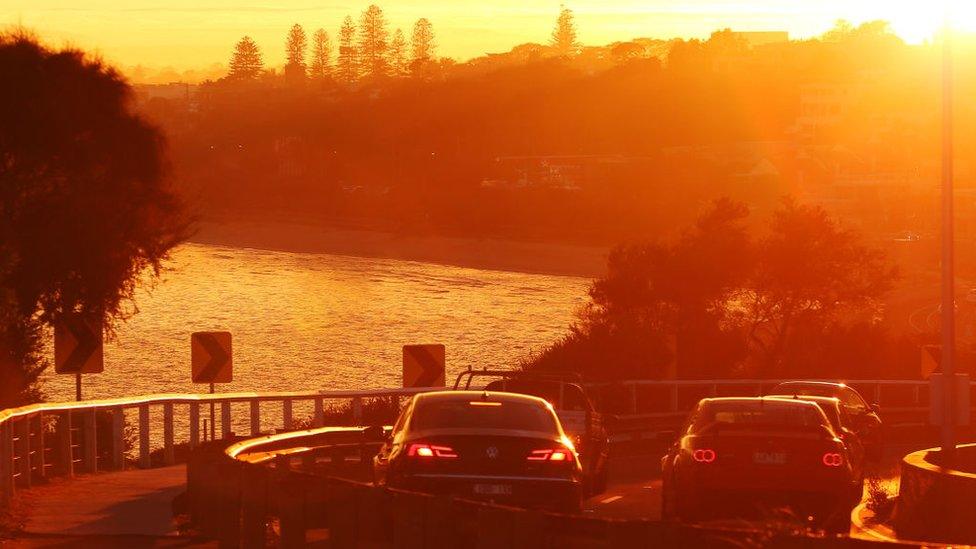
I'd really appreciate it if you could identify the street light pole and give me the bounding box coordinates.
[940,19,956,462]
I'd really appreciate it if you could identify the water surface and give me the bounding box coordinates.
[41,243,589,401]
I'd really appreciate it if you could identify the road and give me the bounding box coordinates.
[582,442,919,521]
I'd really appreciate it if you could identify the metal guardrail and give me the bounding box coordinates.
[192,422,919,547]
[0,387,437,506]
[1,378,967,508]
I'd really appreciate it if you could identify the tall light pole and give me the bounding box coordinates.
[940,14,956,462]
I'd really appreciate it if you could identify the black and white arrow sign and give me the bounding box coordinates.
[191,332,232,383]
[55,315,104,374]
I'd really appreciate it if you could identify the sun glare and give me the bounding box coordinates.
[854,1,976,43]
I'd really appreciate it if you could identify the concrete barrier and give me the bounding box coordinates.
[187,423,921,548]
[894,443,976,545]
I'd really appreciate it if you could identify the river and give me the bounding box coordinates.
[40,243,590,402]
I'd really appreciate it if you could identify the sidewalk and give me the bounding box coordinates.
[10,465,193,546]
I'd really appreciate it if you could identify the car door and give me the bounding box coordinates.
[374,401,412,484]
[839,388,881,444]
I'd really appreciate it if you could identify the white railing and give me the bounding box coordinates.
[583,379,946,415]
[0,378,966,507]
[0,387,437,506]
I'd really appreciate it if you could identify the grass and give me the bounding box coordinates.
[865,478,897,523]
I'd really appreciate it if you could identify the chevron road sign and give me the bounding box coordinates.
[54,315,103,374]
[191,332,232,383]
[402,344,445,388]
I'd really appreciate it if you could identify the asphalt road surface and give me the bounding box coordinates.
[582,442,920,521]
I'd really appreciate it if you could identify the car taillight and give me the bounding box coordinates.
[407,443,458,458]
[527,448,570,461]
[692,449,716,463]
[822,452,843,467]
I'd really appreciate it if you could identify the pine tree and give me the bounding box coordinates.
[358,4,389,78]
[410,18,435,63]
[228,36,263,79]
[389,29,408,76]
[337,16,358,84]
[551,5,580,57]
[284,24,307,80]
[310,28,332,79]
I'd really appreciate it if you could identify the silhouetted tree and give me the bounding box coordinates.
[523,200,753,380]
[551,5,580,57]
[337,16,358,84]
[0,33,188,407]
[389,29,408,76]
[523,199,897,381]
[228,35,263,79]
[309,28,332,79]
[284,24,308,81]
[358,4,389,77]
[411,18,435,63]
[745,200,897,377]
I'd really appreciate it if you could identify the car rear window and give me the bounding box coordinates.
[691,402,830,434]
[767,396,842,433]
[411,399,558,433]
[484,380,590,411]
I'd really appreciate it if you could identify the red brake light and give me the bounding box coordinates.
[692,449,716,463]
[407,443,458,458]
[822,452,843,467]
[527,448,571,461]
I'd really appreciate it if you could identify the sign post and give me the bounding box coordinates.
[192,332,232,440]
[402,344,446,388]
[54,315,104,401]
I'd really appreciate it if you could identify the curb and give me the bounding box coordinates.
[851,499,954,547]
[850,500,899,543]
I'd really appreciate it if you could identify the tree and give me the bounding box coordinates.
[228,36,263,79]
[527,199,754,380]
[388,29,408,76]
[358,4,389,78]
[744,200,897,377]
[337,16,358,84]
[0,33,188,407]
[522,199,897,381]
[410,18,435,63]
[284,24,308,80]
[309,28,332,79]
[550,5,580,57]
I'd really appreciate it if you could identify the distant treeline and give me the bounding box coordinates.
[139,16,976,244]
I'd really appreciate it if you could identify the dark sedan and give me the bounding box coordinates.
[769,381,883,460]
[661,397,862,533]
[373,390,584,512]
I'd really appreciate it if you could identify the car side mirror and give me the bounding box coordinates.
[870,403,881,415]
[363,425,387,442]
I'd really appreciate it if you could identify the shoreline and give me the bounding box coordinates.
[191,220,608,279]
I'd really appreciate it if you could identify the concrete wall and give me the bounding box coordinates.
[895,443,976,545]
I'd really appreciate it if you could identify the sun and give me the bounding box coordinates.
[850,1,976,43]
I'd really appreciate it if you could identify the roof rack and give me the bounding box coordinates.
[452,366,583,390]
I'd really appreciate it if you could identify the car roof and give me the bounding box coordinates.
[773,381,851,390]
[766,394,841,406]
[699,397,823,410]
[413,390,551,407]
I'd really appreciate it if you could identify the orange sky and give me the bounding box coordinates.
[0,1,957,73]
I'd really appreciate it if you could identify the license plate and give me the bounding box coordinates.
[473,483,513,495]
[752,452,787,465]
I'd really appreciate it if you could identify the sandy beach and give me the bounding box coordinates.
[192,220,609,279]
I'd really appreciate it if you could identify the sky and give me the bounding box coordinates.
[0,1,962,72]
